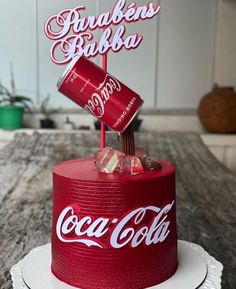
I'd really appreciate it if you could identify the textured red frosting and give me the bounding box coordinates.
[52,158,178,289]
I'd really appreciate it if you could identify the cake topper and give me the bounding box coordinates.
[45,0,161,150]
[45,0,160,64]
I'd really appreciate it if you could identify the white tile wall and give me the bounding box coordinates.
[157,0,217,109]
[0,0,37,100]
[215,0,236,88]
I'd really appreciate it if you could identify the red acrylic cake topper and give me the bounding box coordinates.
[45,0,160,148]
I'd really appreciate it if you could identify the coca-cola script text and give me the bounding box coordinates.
[56,201,174,249]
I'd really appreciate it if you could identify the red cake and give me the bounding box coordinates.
[52,157,178,289]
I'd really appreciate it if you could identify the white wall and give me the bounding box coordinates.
[215,0,236,88]
[157,0,216,109]
[0,0,37,101]
[0,0,219,109]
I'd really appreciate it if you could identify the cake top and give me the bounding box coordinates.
[53,157,175,183]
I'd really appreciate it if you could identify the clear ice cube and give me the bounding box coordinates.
[95,147,124,174]
[120,155,144,175]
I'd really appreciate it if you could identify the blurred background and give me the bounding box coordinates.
[0,0,236,172]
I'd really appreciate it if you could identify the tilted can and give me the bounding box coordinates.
[57,56,143,132]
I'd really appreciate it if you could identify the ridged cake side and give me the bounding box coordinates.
[51,158,178,289]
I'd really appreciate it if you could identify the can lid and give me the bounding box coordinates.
[57,55,82,90]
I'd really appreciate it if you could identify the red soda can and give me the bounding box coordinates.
[57,56,143,132]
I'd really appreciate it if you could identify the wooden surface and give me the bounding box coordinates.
[0,132,235,289]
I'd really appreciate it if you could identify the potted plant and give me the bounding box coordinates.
[0,81,32,130]
[40,95,60,129]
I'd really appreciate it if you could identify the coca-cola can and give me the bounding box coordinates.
[57,56,144,132]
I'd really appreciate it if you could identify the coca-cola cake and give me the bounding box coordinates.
[52,156,177,289]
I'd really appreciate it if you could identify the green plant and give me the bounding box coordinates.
[0,65,34,130]
[0,83,32,110]
[40,94,61,119]
[0,65,32,110]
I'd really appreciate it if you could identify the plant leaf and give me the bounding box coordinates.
[0,84,11,98]
[21,101,32,112]
[12,96,33,103]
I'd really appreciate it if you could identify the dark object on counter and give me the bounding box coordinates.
[39,95,60,130]
[198,84,236,133]
[79,125,90,130]
[94,120,108,131]
[40,118,55,129]
[133,117,143,132]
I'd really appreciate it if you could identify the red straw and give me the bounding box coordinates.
[100,54,107,149]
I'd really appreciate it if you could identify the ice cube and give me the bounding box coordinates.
[95,147,124,174]
[120,155,144,175]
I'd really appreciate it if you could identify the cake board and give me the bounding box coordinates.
[10,240,223,289]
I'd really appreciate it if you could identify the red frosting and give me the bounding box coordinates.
[52,158,178,289]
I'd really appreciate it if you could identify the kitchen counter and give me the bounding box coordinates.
[1,129,236,174]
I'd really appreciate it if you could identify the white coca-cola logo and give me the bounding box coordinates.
[45,0,160,64]
[83,74,121,118]
[56,201,174,249]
